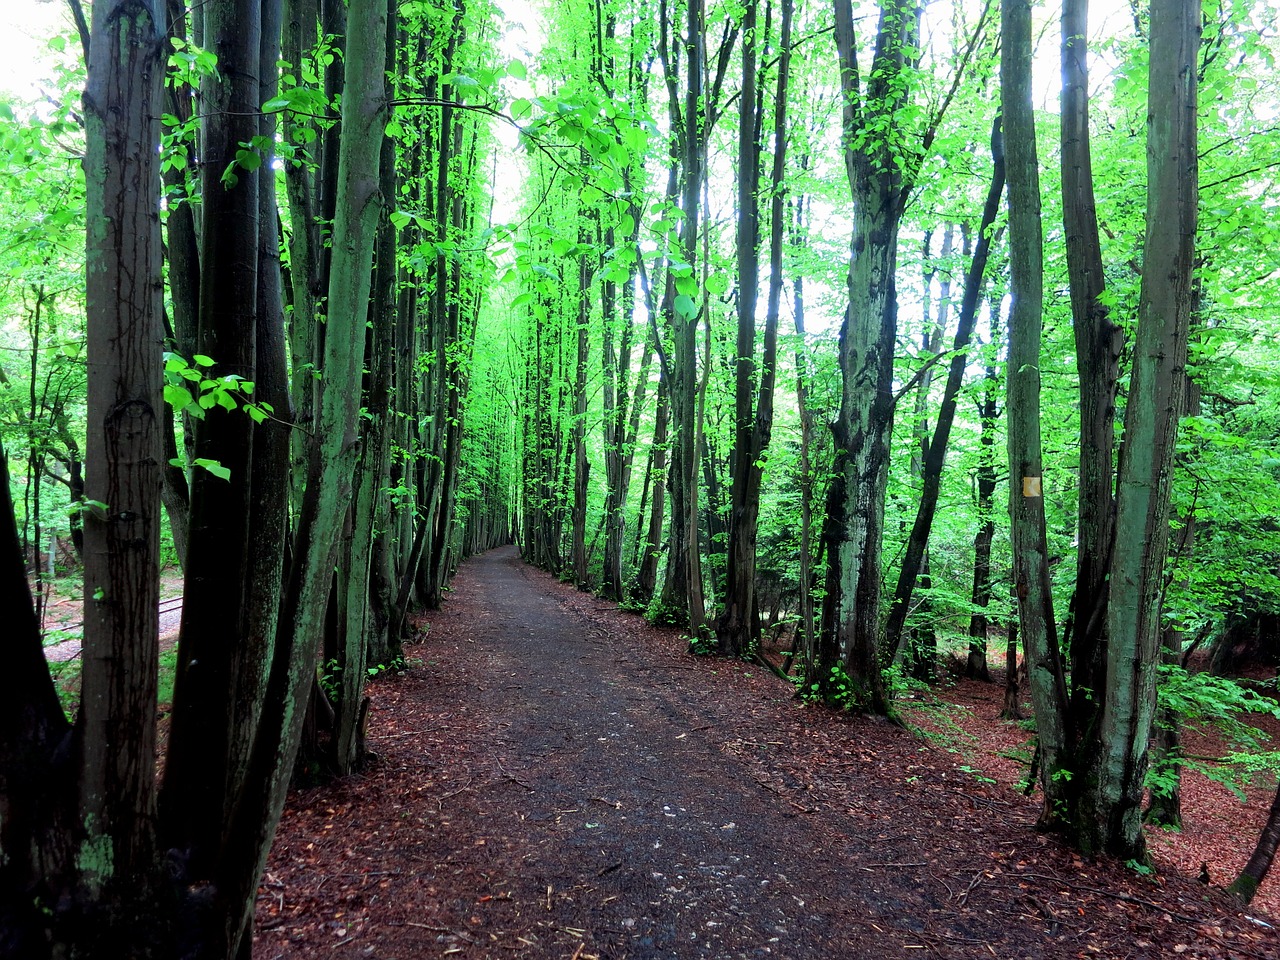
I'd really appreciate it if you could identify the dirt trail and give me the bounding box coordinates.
[254,547,1279,960]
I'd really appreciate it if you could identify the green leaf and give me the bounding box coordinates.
[235,147,263,172]
[193,354,216,367]
[674,294,698,319]
[68,499,109,517]
[164,383,193,412]
[506,59,527,80]
[194,458,232,481]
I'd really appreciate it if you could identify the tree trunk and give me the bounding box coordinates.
[1003,0,1070,823]
[788,188,818,678]
[718,0,789,658]
[599,210,638,601]
[716,0,762,655]
[1062,0,1123,782]
[1,0,171,951]
[1086,0,1197,860]
[79,0,167,926]
[1228,778,1280,905]
[162,0,265,886]
[813,0,918,713]
[656,0,716,634]
[216,5,387,953]
[570,241,594,589]
[236,0,290,806]
[966,355,1000,682]
[1000,609,1023,720]
[632,380,669,606]
[283,0,323,517]
[159,0,200,573]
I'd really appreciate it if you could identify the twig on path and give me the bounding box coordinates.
[498,763,535,791]
[338,870,402,879]
[588,796,621,808]
[596,861,623,877]
[436,779,477,809]
[400,921,452,932]
[369,729,435,740]
[751,776,782,796]
[931,870,955,898]
[956,869,987,906]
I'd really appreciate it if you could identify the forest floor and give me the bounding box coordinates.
[252,546,1279,960]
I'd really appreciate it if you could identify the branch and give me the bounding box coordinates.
[890,347,962,407]
[1201,159,1280,193]
[66,0,90,62]
[918,0,995,162]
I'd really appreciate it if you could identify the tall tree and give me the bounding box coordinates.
[162,0,271,890]
[717,0,792,657]
[0,0,167,952]
[1060,0,1123,769]
[1002,0,1068,824]
[1084,0,1197,858]
[812,0,921,712]
[77,0,167,938]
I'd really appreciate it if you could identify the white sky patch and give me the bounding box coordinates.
[489,0,543,225]
[0,0,73,99]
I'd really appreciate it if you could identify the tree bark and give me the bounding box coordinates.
[813,0,919,713]
[1003,0,1070,823]
[162,0,264,884]
[1087,0,1197,860]
[216,4,387,953]
[717,0,790,658]
[1228,778,1280,905]
[632,381,669,606]
[570,237,594,589]
[966,354,1000,682]
[1062,0,1123,773]
[78,0,166,936]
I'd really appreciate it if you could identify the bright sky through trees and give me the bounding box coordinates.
[0,1,71,99]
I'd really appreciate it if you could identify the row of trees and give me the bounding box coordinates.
[2,0,512,955]
[2,0,1280,954]
[499,0,1276,868]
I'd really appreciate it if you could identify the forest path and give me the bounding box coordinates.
[254,546,1276,960]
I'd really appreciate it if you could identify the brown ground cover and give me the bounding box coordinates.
[252,547,1279,959]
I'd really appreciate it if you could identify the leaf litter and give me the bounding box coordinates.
[254,546,1279,959]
